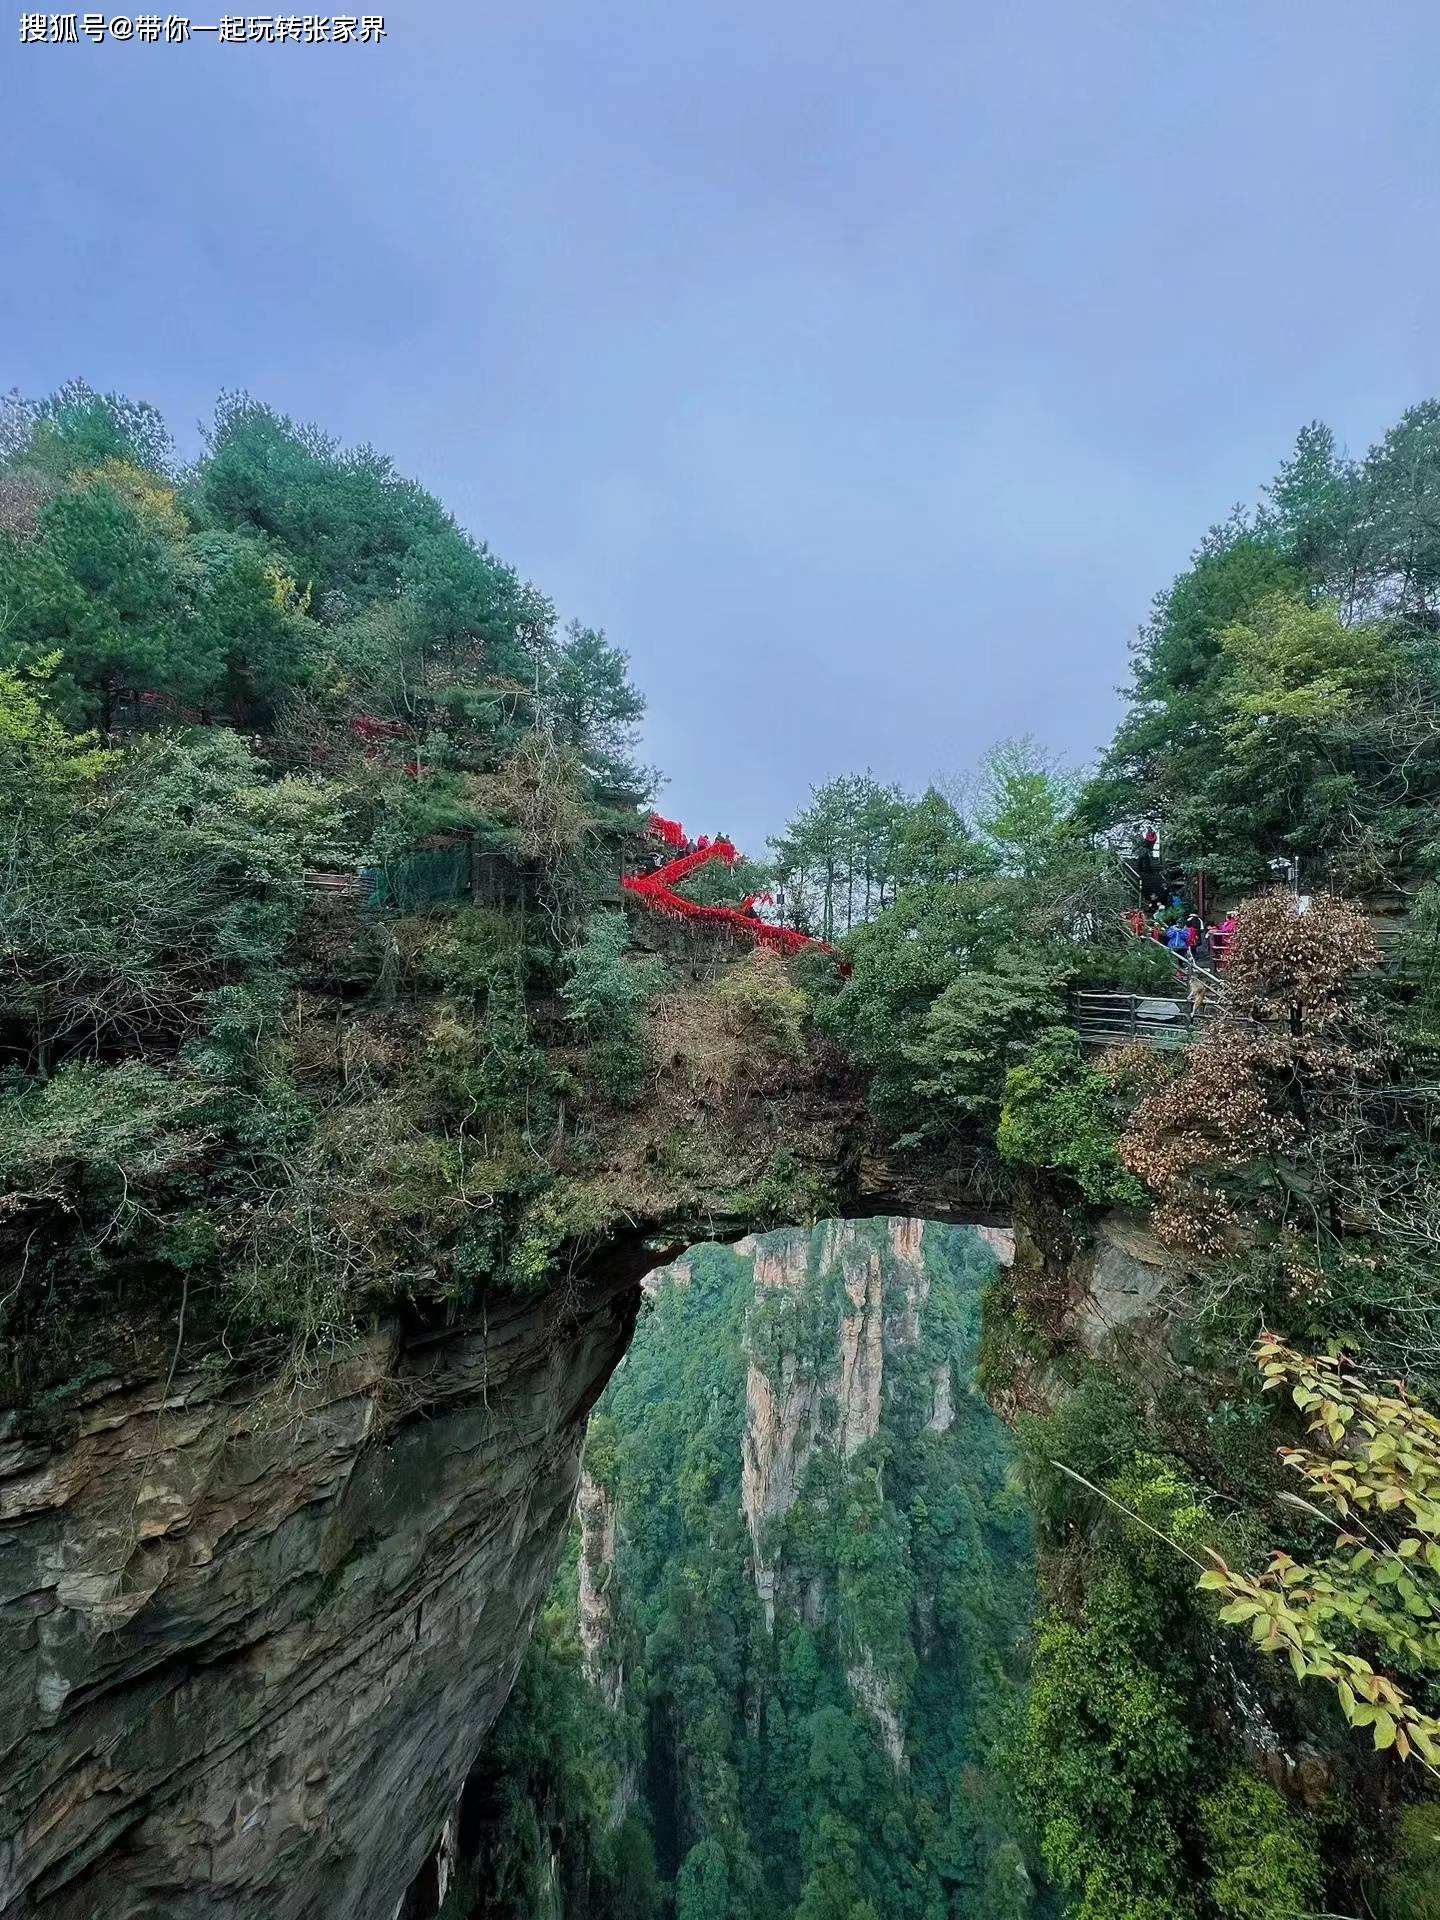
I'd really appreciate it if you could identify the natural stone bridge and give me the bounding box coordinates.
[0,1088,1021,1920]
[4,966,1182,1920]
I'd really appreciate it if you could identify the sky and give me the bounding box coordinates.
[5,0,1440,853]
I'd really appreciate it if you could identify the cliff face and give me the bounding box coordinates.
[576,1470,622,1710]
[985,1189,1179,1426]
[741,1217,1014,1641]
[1,1195,1022,1920]
[0,1275,637,1920]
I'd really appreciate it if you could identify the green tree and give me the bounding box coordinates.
[548,621,647,787]
[1014,1570,1198,1920]
[676,1838,730,1920]
[16,380,174,480]
[1196,1773,1322,1920]
[889,786,978,891]
[906,950,1067,1135]
[972,737,1081,882]
[197,392,454,604]
[0,482,196,725]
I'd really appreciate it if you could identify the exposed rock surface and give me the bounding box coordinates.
[928,1363,955,1434]
[738,1216,942,1730]
[845,1650,908,1771]
[576,1470,622,1710]
[741,1223,939,1540]
[0,1275,637,1920]
[1070,1212,1175,1358]
[741,1221,939,1631]
[2,1172,1017,1917]
[992,1190,1186,1429]
[975,1225,1016,1267]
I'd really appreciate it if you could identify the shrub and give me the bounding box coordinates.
[1196,1772,1323,1920]
[998,1027,1149,1206]
[562,912,667,1104]
[1012,1569,1198,1920]
[1373,1803,1440,1920]
[711,948,808,1060]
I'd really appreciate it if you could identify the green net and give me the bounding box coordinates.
[361,844,470,911]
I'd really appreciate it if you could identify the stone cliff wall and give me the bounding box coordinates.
[3,1197,1020,1917]
[736,1218,993,1754]
[0,1275,637,1920]
[576,1470,622,1711]
[739,1219,1016,1627]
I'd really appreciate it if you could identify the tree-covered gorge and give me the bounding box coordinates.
[454,1220,1050,1920]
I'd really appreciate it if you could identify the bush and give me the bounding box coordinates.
[711,949,808,1061]
[998,1027,1149,1206]
[562,912,667,1104]
[1373,1803,1440,1920]
[1012,1568,1198,1920]
[1197,1772,1323,1920]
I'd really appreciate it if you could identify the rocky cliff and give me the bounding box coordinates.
[1,1194,1025,1920]
[0,1274,638,1920]
[576,1470,622,1711]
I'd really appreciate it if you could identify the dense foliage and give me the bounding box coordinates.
[1203,1338,1440,1765]
[732,400,1440,1919]
[770,744,1152,1165]
[983,407,1440,1920]
[0,382,666,1394]
[1082,411,1440,896]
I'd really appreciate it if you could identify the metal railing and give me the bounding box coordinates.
[1071,988,1219,1051]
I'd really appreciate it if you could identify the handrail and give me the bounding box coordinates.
[623,817,845,964]
[1070,984,1221,1051]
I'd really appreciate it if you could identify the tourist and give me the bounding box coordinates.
[1137,826,1161,891]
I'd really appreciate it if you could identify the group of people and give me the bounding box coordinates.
[1125,900,1237,966]
[1128,828,1237,967]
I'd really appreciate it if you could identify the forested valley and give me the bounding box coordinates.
[459,1221,1042,1920]
[5,384,1440,1920]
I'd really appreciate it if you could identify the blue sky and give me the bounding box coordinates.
[5,0,1438,853]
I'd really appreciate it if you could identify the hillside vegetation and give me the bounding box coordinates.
[0,383,703,1399]
[0,379,1152,1402]
[769,408,1440,1920]
[467,402,1440,1920]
